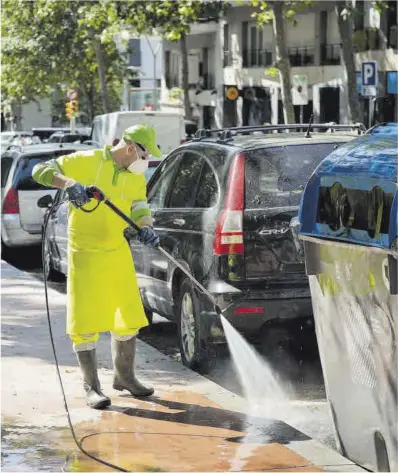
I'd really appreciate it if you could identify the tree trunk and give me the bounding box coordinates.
[94,39,111,114]
[335,1,363,124]
[79,81,94,123]
[180,33,192,119]
[272,1,295,124]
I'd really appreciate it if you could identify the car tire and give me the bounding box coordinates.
[176,277,213,374]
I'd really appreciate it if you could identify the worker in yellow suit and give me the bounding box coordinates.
[32,125,161,409]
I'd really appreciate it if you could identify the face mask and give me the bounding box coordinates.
[127,158,149,175]
[127,143,149,174]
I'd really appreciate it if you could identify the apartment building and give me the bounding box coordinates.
[126,37,163,110]
[161,1,398,127]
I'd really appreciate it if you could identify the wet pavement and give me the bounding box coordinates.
[2,391,323,472]
[1,255,364,472]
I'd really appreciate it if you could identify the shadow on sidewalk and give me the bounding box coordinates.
[107,396,310,445]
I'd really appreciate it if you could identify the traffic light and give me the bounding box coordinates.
[65,100,79,120]
[70,100,78,114]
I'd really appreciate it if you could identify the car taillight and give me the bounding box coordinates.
[3,188,19,214]
[214,153,245,256]
[233,307,264,314]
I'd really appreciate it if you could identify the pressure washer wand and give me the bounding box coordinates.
[86,186,222,316]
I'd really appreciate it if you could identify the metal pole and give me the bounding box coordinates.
[153,54,157,110]
[300,105,304,124]
[146,37,162,111]
[368,97,373,128]
[70,116,76,134]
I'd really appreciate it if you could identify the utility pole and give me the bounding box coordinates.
[145,36,162,111]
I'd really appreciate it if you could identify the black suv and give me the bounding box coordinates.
[131,124,365,372]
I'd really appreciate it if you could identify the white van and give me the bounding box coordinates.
[91,111,185,156]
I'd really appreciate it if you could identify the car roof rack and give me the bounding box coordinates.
[193,122,366,143]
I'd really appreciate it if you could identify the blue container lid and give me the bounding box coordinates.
[299,126,398,250]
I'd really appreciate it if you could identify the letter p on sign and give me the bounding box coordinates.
[361,61,378,96]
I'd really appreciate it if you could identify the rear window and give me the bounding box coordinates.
[14,150,77,191]
[48,134,85,144]
[245,143,339,208]
[1,158,13,188]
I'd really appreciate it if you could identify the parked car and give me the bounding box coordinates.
[1,131,41,155]
[1,143,93,253]
[40,123,363,372]
[32,127,91,143]
[48,130,91,144]
[40,157,163,280]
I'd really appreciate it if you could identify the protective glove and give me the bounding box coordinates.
[137,226,160,248]
[64,180,90,208]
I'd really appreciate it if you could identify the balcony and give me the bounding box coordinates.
[352,28,381,52]
[288,46,315,66]
[321,44,341,66]
[242,49,273,68]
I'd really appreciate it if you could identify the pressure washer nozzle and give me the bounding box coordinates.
[86,185,105,202]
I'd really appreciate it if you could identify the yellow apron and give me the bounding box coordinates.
[54,148,149,335]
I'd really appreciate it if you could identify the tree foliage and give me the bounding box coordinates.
[1,0,126,121]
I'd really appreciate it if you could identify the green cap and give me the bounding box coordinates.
[123,124,162,158]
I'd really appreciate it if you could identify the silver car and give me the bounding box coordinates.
[1,131,42,155]
[1,143,93,252]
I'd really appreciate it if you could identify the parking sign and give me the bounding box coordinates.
[361,61,378,97]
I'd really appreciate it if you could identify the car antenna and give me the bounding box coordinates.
[305,114,313,138]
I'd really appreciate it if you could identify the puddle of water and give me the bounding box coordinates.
[1,422,76,472]
[1,439,66,472]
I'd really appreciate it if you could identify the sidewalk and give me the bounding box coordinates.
[1,260,364,472]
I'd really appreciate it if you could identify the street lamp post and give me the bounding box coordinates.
[145,36,161,111]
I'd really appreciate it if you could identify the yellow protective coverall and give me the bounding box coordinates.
[33,146,149,339]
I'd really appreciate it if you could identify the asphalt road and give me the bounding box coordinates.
[2,244,335,450]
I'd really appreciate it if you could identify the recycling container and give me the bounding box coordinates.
[298,125,398,472]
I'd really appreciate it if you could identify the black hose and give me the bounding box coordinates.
[42,201,129,472]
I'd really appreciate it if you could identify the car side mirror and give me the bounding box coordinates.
[37,194,53,209]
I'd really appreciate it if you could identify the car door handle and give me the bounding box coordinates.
[173,219,186,227]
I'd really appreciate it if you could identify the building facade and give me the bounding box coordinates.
[161,1,398,127]
[126,36,163,111]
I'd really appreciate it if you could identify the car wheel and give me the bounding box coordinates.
[177,277,213,374]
